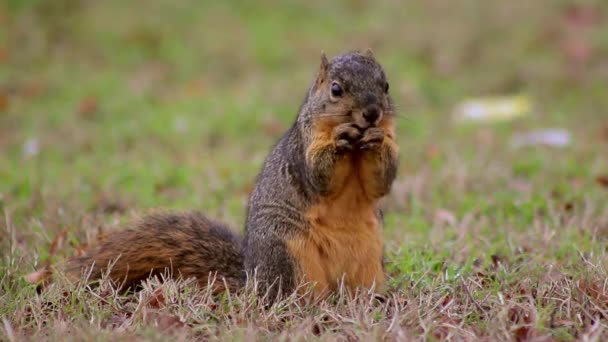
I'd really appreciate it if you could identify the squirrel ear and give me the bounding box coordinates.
[318,51,329,84]
[320,51,329,70]
[364,48,375,60]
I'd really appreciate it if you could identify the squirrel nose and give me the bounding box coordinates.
[363,106,381,124]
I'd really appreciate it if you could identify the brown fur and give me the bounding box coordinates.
[360,117,399,198]
[291,115,396,297]
[66,211,244,293]
[305,116,347,165]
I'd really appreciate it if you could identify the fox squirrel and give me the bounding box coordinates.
[66,50,399,301]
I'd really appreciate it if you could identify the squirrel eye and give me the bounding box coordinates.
[330,82,343,97]
[383,82,390,93]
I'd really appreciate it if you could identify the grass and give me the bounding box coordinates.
[1,0,608,340]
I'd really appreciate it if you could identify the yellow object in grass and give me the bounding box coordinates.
[453,95,531,122]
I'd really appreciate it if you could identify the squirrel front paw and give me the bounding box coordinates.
[358,127,384,150]
[334,122,362,152]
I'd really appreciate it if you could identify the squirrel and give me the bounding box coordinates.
[66,49,399,302]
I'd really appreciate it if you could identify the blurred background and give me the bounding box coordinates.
[1,0,607,240]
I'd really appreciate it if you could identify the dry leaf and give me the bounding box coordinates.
[578,279,608,304]
[561,5,600,31]
[508,306,535,341]
[48,229,68,257]
[560,39,593,65]
[24,267,51,285]
[148,288,166,309]
[24,229,68,287]
[0,48,8,63]
[600,124,608,142]
[425,144,441,160]
[77,96,98,118]
[558,5,599,71]
[182,79,206,97]
[491,254,505,268]
[596,175,608,188]
[21,81,46,99]
[0,92,8,112]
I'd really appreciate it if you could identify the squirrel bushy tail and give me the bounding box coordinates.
[66,211,245,292]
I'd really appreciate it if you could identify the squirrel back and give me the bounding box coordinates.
[65,50,398,302]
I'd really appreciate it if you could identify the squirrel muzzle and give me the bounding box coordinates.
[352,104,384,129]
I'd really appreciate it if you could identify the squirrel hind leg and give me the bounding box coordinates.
[65,211,245,292]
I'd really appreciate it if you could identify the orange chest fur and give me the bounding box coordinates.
[287,156,385,294]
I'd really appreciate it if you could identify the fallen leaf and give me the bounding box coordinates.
[24,267,51,285]
[570,177,584,188]
[560,39,593,65]
[311,321,323,335]
[561,5,601,31]
[0,91,8,112]
[425,144,441,160]
[491,254,505,268]
[24,229,68,287]
[77,96,98,118]
[596,175,608,188]
[21,81,46,99]
[579,279,608,304]
[148,288,166,308]
[508,306,535,341]
[600,125,608,142]
[182,79,206,97]
[513,325,532,342]
[48,229,68,257]
[0,48,8,63]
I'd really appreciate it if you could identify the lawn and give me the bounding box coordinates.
[1,0,608,340]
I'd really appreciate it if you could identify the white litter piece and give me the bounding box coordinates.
[22,138,40,158]
[510,129,571,148]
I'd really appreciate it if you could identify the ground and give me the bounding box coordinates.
[1,1,608,340]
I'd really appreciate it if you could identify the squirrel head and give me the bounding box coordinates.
[299,49,394,130]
